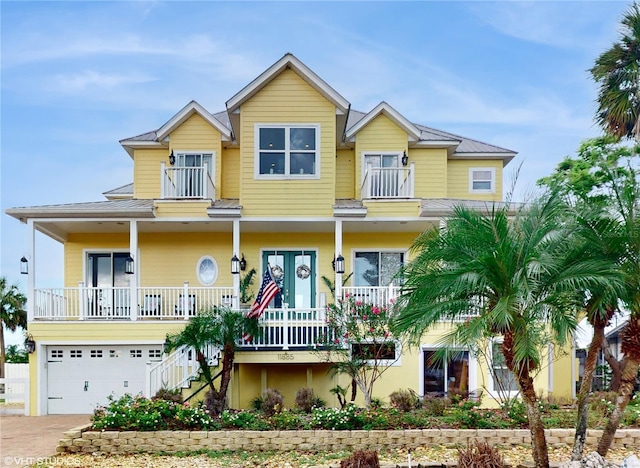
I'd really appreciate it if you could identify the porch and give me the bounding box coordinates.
[32,285,401,349]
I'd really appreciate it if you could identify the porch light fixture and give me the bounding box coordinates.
[124,255,135,275]
[169,150,176,166]
[239,254,247,272]
[334,254,345,274]
[231,254,240,274]
[20,256,28,275]
[163,337,172,354]
[401,150,408,167]
[24,335,36,354]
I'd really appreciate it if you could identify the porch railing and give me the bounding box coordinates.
[361,163,414,199]
[161,163,215,199]
[33,285,235,321]
[342,285,400,306]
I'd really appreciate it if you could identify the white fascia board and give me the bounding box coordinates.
[226,53,350,114]
[412,140,461,149]
[156,101,232,141]
[451,152,517,165]
[333,208,368,218]
[345,102,421,142]
[119,141,165,158]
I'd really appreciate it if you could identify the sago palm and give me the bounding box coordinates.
[393,197,621,468]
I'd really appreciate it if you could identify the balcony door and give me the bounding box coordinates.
[262,251,316,309]
[87,253,131,318]
[363,153,401,197]
[176,152,213,197]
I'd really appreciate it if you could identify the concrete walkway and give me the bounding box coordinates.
[0,414,90,467]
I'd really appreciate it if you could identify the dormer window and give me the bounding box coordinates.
[255,125,319,178]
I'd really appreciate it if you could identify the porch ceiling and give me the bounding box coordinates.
[34,218,436,242]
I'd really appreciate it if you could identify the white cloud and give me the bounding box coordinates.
[51,70,156,93]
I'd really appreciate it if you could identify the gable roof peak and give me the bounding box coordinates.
[345,101,421,142]
[156,100,231,142]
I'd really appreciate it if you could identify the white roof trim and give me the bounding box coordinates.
[156,101,232,141]
[345,102,421,142]
[226,53,350,113]
[450,152,516,163]
[412,140,461,148]
[119,140,165,158]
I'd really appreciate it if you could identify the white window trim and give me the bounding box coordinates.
[487,338,520,398]
[350,339,402,367]
[254,123,321,179]
[420,345,478,398]
[469,167,496,194]
[196,255,218,286]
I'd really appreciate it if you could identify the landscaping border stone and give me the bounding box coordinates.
[57,427,640,455]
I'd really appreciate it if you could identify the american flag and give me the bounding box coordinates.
[243,267,281,342]
[248,267,280,319]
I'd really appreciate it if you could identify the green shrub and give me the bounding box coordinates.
[590,391,617,418]
[310,404,364,430]
[220,409,269,430]
[502,400,528,426]
[422,397,448,416]
[389,388,419,412]
[269,409,308,430]
[152,387,184,404]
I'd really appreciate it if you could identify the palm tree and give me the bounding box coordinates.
[1,277,27,380]
[393,197,621,468]
[591,2,640,140]
[165,307,259,415]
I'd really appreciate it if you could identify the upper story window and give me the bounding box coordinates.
[255,125,319,178]
[469,168,496,194]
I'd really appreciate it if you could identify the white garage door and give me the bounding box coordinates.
[47,345,163,414]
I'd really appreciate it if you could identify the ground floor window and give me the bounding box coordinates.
[423,349,469,396]
[491,341,518,393]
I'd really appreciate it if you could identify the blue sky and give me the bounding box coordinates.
[0,1,629,346]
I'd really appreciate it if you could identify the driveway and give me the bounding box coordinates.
[0,414,90,467]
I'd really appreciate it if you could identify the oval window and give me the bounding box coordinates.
[196,256,218,286]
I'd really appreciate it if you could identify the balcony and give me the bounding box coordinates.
[161,163,215,199]
[361,164,414,199]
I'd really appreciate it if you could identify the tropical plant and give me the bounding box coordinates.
[393,196,621,468]
[239,268,257,304]
[317,294,401,408]
[538,137,631,460]
[321,272,353,299]
[590,2,640,140]
[0,277,27,379]
[4,344,28,364]
[165,307,259,415]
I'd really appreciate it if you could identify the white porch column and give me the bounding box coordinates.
[233,220,240,309]
[27,220,35,322]
[129,220,138,321]
[335,219,343,301]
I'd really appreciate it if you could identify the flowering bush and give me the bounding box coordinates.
[92,394,219,431]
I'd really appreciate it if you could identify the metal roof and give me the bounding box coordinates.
[419,198,522,217]
[5,199,155,221]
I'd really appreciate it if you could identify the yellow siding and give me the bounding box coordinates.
[362,201,420,217]
[133,148,169,199]
[222,147,240,199]
[154,201,210,218]
[336,148,355,199]
[64,233,129,286]
[139,232,233,287]
[354,114,408,199]
[239,69,336,216]
[447,159,503,201]
[411,148,448,198]
[170,114,223,198]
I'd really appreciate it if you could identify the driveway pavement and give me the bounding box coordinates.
[0,414,90,467]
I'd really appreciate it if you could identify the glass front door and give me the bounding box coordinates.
[87,253,131,317]
[262,251,316,309]
[423,350,469,396]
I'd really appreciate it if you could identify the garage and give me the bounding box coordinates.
[46,345,163,414]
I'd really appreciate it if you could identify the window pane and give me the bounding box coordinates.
[382,155,399,168]
[260,153,285,174]
[473,181,492,190]
[290,128,315,150]
[424,350,445,394]
[260,128,285,150]
[380,253,403,286]
[294,254,311,309]
[290,153,315,174]
[447,351,469,393]
[355,252,379,286]
[473,170,492,180]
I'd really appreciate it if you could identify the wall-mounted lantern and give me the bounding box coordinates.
[231,254,240,274]
[401,150,409,167]
[20,256,28,275]
[125,255,135,275]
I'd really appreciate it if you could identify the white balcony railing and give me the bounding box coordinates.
[161,163,215,199]
[33,285,235,321]
[361,163,414,199]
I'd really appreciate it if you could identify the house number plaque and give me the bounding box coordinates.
[277,352,294,361]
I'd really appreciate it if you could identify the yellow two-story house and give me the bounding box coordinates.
[6,54,575,415]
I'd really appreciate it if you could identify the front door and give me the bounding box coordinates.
[87,253,131,318]
[262,251,316,309]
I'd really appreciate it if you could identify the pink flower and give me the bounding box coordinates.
[334,339,340,344]
[372,307,380,315]
[384,332,389,338]
[369,327,375,333]
[389,298,395,304]
[345,293,351,298]
[362,315,368,320]
[355,300,363,306]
